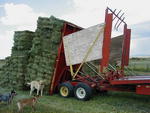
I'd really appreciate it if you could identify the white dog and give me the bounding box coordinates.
[27,80,44,96]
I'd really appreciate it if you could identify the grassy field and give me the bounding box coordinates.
[0,88,150,113]
[0,58,150,113]
[129,58,150,72]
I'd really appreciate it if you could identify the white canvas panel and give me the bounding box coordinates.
[63,23,105,66]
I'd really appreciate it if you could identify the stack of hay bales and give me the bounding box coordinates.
[0,16,64,93]
[0,31,34,89]
[27,16,64,92]
[0,59,5,72]
[0,57,12,88]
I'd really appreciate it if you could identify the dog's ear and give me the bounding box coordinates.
[12,89,17,93]
[11,89,15,93]
[27,82,31,85]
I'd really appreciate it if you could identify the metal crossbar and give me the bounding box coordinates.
[85,62,104,79]
[108,64,117,71]
[107,7,126,30]
[88,62,98,70]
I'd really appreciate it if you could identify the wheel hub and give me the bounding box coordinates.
[60,86,69,97]
[76,87,86,99]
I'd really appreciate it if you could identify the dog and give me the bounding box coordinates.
[17,95,40,112]
[27,80,45,96]
[0,90,17,104]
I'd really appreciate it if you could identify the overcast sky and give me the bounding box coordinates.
[0,0,150,59]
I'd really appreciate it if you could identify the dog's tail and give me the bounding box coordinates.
[27,82,31,85]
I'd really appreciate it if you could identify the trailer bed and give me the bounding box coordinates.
[111,75,150,85]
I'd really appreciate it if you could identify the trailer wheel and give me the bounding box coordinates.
[59,82,73,98]
[74,82,92,101]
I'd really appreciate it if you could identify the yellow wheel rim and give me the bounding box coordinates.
[60,86,69,97]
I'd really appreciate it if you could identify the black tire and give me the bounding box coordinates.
[59,82,74,98]
[95,89,108,96]
[74,82,92,101]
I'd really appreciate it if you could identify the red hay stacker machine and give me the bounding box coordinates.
[49,7,150,100]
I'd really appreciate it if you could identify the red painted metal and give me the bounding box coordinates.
[125,29,131,66]
[100,7,127,73]
[49,7,150,97]
[106,86,135,92]
[121,24,128,70]
[73,75,97,88]
[100,12,113,72]
[121,26,131,68]
[70,81,79,86]
[136,85,150,95]
[104,70,124,81]
[49,23,82,95]
[110,76,150,85]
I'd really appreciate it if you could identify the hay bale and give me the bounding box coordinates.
[0,31,35,89]
[26,16,64,93]
[0,16,64,93]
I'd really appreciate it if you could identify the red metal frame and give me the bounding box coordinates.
[49,7,150,96]
[121,24,131,70]
[101,7,132,75]
[49,22,83,95]
[136,85,150,95]
[100,8,113,72]
[125,29,131,66]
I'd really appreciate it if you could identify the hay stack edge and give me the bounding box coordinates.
[0,16,64,93]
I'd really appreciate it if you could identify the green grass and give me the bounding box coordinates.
[0,58,150,113]
[128,58,150,73]
[0,88,150,113]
